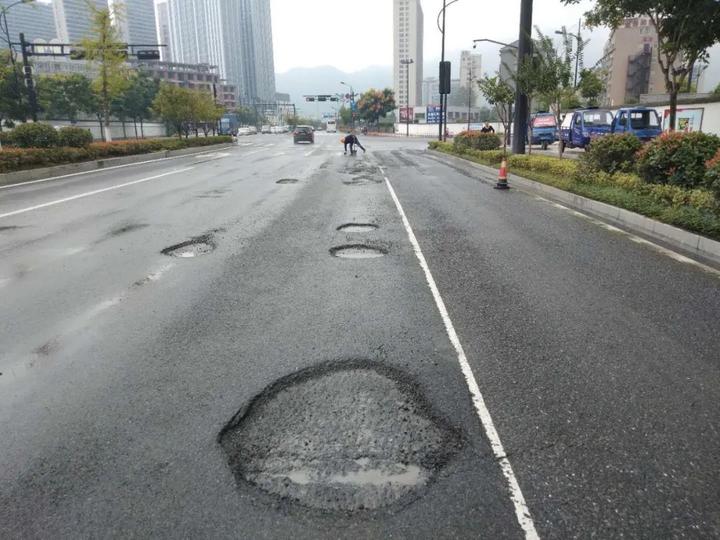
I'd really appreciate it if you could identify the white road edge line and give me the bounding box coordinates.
[0,146,232,190]
[384,174,540,540]
[539,196,720,277]
[0,166,194,220]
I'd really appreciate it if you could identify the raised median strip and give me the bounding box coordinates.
[0,143,234,187]
[428,148,720,268]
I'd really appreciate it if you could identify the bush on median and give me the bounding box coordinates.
[582,133,643,174]
[0,135,233,174]
[57,126,94,148]
[706,149,720,199]
[9,122,59,148]
[453,130,502,151]
[637,131,720,189]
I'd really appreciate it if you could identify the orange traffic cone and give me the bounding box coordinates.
[495,158,510,190]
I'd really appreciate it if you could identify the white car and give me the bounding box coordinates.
[261,125,271,134]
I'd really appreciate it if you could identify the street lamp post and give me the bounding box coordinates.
[436,0,461,141]
[511,0,534,155]
[400,58,414,137]
[555,18,582,88]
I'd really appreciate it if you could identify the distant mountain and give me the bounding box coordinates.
[275,65,392,117]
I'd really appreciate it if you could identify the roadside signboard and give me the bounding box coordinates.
[662,108,704,132]
[426,105,445,124]
[400,107,414,122]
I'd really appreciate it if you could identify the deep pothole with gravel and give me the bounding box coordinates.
[161,234,216,258]
[330,244,387,259]
[336,223,379,233]
[218,361,462,512]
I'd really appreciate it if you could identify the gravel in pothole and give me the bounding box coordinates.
[330,244,387,259]
[161,234,216,258]
[218,362,462,512]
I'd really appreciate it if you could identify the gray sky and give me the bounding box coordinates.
[271,0,610,73]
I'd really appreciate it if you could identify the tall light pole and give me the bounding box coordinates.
[401,58,414,137]
[555,18,582,88]
[511,0,534,154]
[437,0,461,141]
[340,81,355,129]
[0,0,35,129]
[466,60,473,132]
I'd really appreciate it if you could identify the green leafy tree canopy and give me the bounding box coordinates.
[357,88,395,125]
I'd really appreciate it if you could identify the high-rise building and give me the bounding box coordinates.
[459,51,482,89]
[3,1,56,44]
[393,0,423,108]
[108,0,157,45]
[155,1,172,61]
[53,0,108,43]
[601,17,666,106]
[166,0,276,103]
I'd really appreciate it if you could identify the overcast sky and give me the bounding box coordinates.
[270,0,610,73]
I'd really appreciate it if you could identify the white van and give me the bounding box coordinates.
[326,119,337,133]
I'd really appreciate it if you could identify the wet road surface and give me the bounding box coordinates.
[1,133,719,538]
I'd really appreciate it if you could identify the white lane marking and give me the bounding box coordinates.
[0,277,9,289]
[384,175,540,539]
[273,152,286,157]
[0,147,229,191]
[0,167,194,220]
[134,262,175,286]
[538,195,720,277]
[304,149,317,157]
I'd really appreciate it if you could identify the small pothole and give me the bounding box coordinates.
[161,234,216,258]
[277,178,299,184]
[218,361,462,512]
[343,176,381,186]
[336,223,378,233]
[330,244,387,259]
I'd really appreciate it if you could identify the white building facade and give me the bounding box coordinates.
[393,0,423,108]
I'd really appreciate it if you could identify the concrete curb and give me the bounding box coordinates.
[0,143,233,187]
[427,149,720,267]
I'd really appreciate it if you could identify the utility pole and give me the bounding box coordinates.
[511,0,533,154]
[439,0,447,141]
[467,65,473,132]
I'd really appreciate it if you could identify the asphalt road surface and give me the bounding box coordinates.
[1,133,719,539]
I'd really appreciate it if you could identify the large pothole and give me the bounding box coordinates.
[330,244,387,259]
[336,223,379,233]
[277,178,299,184]
[161,234,215,258]
[218,361,462,512]
[343,175,382,186]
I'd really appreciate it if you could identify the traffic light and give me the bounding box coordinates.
[318,96,327,102]
[330,97,339,102]
[136,49,160,60]
[305,96,315,102]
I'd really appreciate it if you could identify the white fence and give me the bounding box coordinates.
[2,120,168,141]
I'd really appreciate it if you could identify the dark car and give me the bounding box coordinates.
[293,125,314,144]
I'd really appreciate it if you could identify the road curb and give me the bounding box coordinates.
[427,149,720,267]
[0,143,233,187]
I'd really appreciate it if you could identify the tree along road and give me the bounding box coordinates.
[1,133,718,538]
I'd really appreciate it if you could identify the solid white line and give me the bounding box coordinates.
[304,149,316,157]
[538,195,720,277]
[383,175,539,539]
[0,147,230,191]
[0,167,194,220]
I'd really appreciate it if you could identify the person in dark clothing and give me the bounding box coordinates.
[343,133,366,154]
[480,122,495,133]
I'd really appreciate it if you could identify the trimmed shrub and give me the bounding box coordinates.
[508,154,579,178]
[706,149,720,199]
[453,130,501,151]
[0,131,13,147]
[9,122,59,148]
[582,133,643,174]
[0,136,233,174]
[636,131,720,188]
[57,126,94,147]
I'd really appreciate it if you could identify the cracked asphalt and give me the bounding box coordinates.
[1,133,719,539]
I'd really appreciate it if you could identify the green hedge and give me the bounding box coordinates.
[637,131,720,188]
[429,140,720,240]
[453,130,502,151]
[10,123,59,148]
[707,149,720,199]
[0,136,233,173]
[582,133,643,174]
[57,126,93,148]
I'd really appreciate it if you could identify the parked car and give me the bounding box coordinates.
[560,108,614,151]
[247,126,258,135]
[611,107,662,141]
[293,125,314,144]
[530,112,558,150]
[261,125,272,134]
[236,127,252,136]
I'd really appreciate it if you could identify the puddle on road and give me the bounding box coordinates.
[337,223,379,233]
[330,244,387,259]
[219,361,461,512]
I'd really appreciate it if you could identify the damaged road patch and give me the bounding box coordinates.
[161,233,216,258]
[218,360,462,512]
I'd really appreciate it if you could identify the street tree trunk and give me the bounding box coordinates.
[140,118,145,138]
[668,85,678,131]
[133,118,138,139]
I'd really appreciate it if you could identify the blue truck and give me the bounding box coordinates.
[560,108,614,151]
[611,107,662,141]
[530,112,558,150]
[218,113,240,135]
